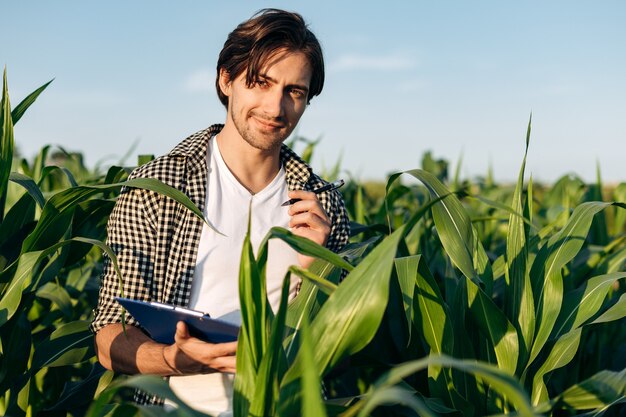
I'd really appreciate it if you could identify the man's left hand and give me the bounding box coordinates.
[287,189,331,269]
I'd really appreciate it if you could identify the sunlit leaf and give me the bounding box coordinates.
[529,202,613,366]
[505,115,535,371]
[279,226,405,415]
[32,320,94,369]
[9,172,45,208]
[10,78,53,125]
[1,68,15,222]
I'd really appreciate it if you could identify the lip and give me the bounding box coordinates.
[252,116,285,130]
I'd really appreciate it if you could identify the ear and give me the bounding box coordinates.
[218,68,232,97]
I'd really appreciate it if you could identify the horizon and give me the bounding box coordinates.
[4,1,625,184]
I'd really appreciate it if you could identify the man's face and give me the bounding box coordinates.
[220,50,313,152]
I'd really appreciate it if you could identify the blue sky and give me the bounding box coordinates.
[4,1,626,183]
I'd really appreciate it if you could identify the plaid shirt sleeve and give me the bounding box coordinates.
[321,187,350,253]
[90,169,160,334]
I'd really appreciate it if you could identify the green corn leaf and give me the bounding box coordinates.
[0,192,36,263]
[1,68,15,223]
[38,165,79,188]
[30,145,50,183]
[397,170,517,374]
[394,256,420,345]
[363,354,537,417]
[10,78,53,125]
[0,237,123,326]
[528,202,614,367]
[612,183,626,235]
[354,185,366,225]
[31,320,94,369]
[291,225,403,378]
[591,292,626,324]
[86,375,206,417]
[532,273,626,406]
[0,249,46,326]
[259,227,354,272]
[0,311,31,393]
[284,240,371,362]
[395,255,458,408]
[72,236,124,294]
[103,165,129,185]
[530,328,582,405]
[413,257,454,355]
[586,162,609,246]
[9,172,45,208]
[355,386,436,417]
[527,175,534,226]
[554,272,626,338]
[278,226,405,415]
[472,226,494,294]
[249,273,291,417]
[551,369,626,413]
[39,165,78,189]
[506,115,535,371]
[137,154,155,165]
[386,172,454,239]
[412,169,495,292]
[466,278,519,374]
[22,177,212,253]
[234,210,269,417]
[4,372,31,416]
[382,181,412,231]
[606,244,626,274]
[389,170,476,281]
[446,275,480,412]
[115,177,208,222]
[452,151,463,192]
[299,313,328,417]
[289,265,337,295]
[36,282,73,318]
[569,235,626,284]
[45,364,112,412]
[468,195,537,231]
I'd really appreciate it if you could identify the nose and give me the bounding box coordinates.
[262,87,285,119]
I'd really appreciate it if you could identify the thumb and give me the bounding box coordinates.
[175,321,190,343]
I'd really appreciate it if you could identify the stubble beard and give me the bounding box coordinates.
[231,108,290,153]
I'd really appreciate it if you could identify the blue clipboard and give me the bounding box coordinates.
[115,297,240,345]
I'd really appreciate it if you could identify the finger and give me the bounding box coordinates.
[210,355,237,373]
[174,321,190,343]
[289,211,331,231]
[213,341,238,356]
[288,199,328,217]
[288,189,317,201]
[290,223,330,248]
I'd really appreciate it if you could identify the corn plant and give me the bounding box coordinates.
[89,114,625,415]
[0,70,212,416]
[2,68,625,416]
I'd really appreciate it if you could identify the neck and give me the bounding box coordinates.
[215,123,282,195]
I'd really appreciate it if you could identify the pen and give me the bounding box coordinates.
[281,179,345,206]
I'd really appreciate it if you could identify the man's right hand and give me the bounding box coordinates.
[95,322,237,376]
[164,321,237,374]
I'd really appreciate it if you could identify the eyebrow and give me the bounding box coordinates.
[259,74,310,93]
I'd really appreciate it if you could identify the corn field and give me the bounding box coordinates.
[1,73,625,417]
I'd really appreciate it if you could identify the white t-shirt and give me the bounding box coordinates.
[166,136,300,415]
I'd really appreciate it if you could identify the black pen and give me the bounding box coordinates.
[281,179,345,206]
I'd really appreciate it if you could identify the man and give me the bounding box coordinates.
[90,8,350,415]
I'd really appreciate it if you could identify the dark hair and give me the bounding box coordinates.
[216,8,324,107]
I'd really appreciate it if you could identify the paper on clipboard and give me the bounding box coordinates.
[115,297,240,345]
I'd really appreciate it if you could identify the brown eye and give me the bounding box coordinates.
[255,79,269,89]
[289,88,305,99]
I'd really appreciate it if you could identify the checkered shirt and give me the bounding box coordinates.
[90,124,350,404]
